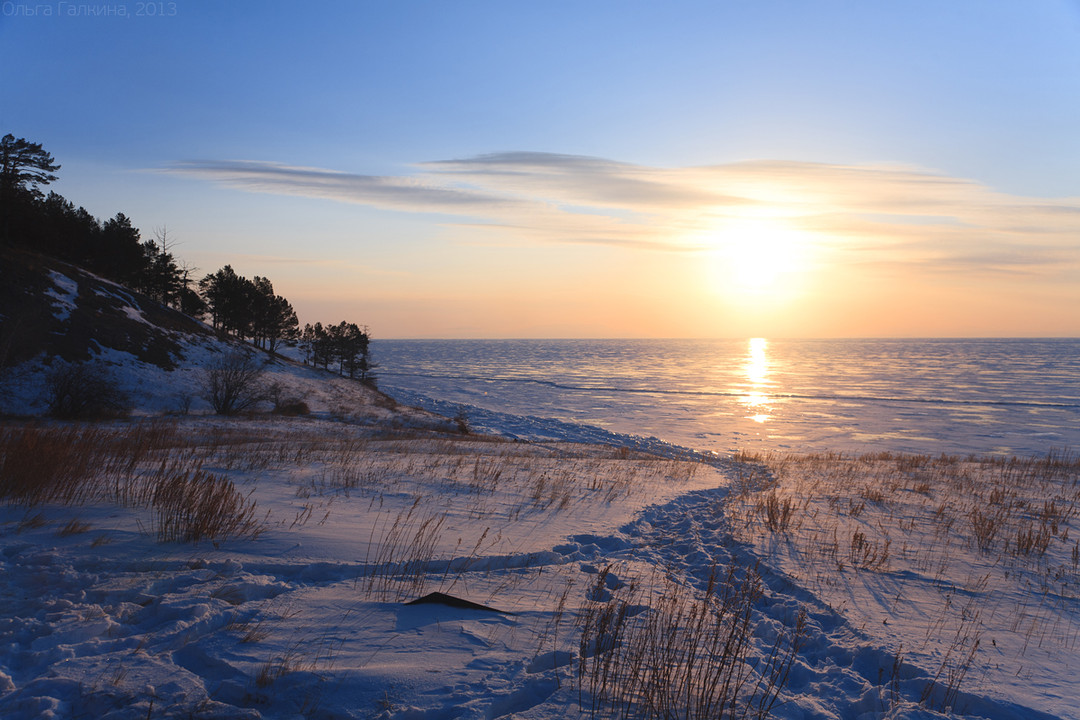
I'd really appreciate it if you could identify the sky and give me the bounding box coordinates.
[2,0,1079,338]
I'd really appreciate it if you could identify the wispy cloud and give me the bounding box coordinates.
[166,153,1080,277]
[423,152,747,210]
[167,160,514,212]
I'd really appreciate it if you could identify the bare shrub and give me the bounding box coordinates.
[45,361,131,420]
[275,399,310,416]
[372,392,399,411]
[267,382,311,416]
[0,313,25,371]
[453,406,470,435]
[172,392,194,415]
[203,350,267,415]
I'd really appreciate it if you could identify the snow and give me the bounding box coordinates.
[723,452,1080,720]
[0,329,451,429]
[1,414,1076,719]
[44,271,78,323]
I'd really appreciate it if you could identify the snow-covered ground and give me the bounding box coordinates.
[724,451,1080,720]
[1,416,1076,719]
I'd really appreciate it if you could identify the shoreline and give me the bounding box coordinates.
[378,383,1075,463]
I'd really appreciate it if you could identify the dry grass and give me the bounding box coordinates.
[0,420,265,545]
[2,417,705,565]
[147,465,263,544]
[727,450,1080,580]
[0,415,737,718]
[575,561,806,719]
[356,499,450,601]
[725,449,1080,712]
[0,420,181,504]
[56,517,91,536]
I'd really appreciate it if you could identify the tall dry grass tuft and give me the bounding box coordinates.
[576,562,805,719]
[0,420,185,504]
[761,489,795,533]
[0,421,267,545]
[0,424,112,504]
[148,466,264,544]
[357,499,450,601]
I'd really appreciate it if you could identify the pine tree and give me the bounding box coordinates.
[0,134,60,199]
[0,134,61,244]
[250,276,299,355]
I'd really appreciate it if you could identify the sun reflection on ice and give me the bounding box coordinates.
[744,338,771,423]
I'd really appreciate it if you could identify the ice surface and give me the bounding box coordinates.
[375,338,1080,458]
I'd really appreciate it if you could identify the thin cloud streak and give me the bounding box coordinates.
[167,153,1080,276]
[423,152,748,210]
[167,160,514,212]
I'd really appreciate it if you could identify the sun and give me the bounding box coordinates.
[725,215,812,291]
[704,213,812,302]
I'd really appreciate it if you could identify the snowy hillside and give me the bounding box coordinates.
[0,249,445,430]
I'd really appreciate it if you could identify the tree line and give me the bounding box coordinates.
[298,321,374,383]
[199,265,298,355]
[0,133,375,384]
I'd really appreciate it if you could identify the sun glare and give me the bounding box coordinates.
[743,337,771,423]
[746,337,768,383]
[707,215,814,298]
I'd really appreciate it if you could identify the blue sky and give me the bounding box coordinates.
[3,1,1079,337]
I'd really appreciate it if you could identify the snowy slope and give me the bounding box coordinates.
[0,258,447,432]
